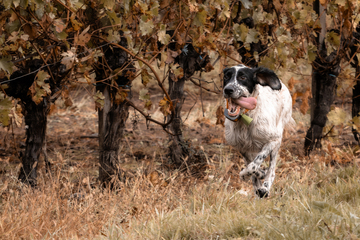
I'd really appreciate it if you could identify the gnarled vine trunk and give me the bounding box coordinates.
[96,34,132,187]
[304,0,341,155]
[18,98,49,186]
[167,75,187,166]
[304,54,339,155]
[4,60,51,187]
[98,85,129,186]
[166,44,210,167]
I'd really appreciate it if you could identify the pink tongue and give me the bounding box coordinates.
[233,97,257,110]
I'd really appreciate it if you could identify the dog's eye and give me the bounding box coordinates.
[238,76,246,81]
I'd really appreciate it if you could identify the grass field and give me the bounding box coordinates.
[1,71,360,239]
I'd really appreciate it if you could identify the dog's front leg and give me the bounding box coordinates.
[256,144,281,197]
[239,140,281,197]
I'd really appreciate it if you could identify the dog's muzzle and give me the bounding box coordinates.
[224,98,254,125]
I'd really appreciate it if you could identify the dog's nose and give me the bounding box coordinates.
[224,87,234,96]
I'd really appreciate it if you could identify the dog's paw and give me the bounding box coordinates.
[255,187,269,198]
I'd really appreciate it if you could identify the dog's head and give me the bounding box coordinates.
[223,65,281,117]
[223,64,281,99]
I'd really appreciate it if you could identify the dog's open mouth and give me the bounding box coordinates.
[226,97,257,117]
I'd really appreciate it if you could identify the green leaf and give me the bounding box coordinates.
[326,31,340,48]
[193,9,207,26]
[0,96,12,126]
[107,29,121,43]
[144,100,152,110]
[139,15,154,36]
[0,56,14,76]
[102,0,115,10]
[276,27,292,43]
[34,1,45,19]
[54,30,68,41]
[259,55,276,70]
[141,69,152,87]
[158,24,171,45]
[253,5,264,24]
[233,23,249,42]
[148,1,159,16]
[107,11,122,25]
[5,19,20,33]
[139,88,150,101]
[307,43,317,63]
[245,28,260,45]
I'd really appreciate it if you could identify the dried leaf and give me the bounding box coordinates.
[300,88,311,115]
[159,97,171,116]
[139,16,154,36]
[287,77,296,92]
[75,26,91,46]
[9,103,23,127]
[141,69,152,87]
[139,88,150,101]
[204,62,214,72]
[0,56,14,76]
[158,24,171,45]
[144,100,152,110]
[114,90,127,104]
[149,171,160,185]
[327,107,347,126]
[216,105,225,127]
[193,9,207,26]
[61,48,77,70]
[53,19,65,33]
[0,96,12,126]
[93,90,105,110]
[30,70,51,104]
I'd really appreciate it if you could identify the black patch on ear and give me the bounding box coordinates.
[253,67,281,90]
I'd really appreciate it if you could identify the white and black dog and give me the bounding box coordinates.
[223,64,294,198]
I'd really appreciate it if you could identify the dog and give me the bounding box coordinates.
[223,64,294,198]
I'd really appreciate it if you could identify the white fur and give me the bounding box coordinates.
[225,77,295,197]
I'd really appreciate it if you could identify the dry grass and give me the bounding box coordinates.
[1,147,360,239]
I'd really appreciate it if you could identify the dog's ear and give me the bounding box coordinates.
[253,67,282,90]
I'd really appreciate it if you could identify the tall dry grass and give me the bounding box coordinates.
[1,150,360,239]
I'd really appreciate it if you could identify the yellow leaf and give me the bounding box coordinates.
[327,107,348,126]
[159,97,171,116]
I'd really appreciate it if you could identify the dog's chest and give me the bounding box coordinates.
[225,119,269,152]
